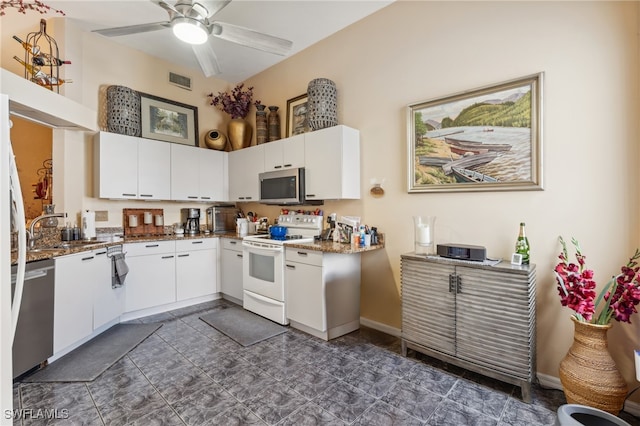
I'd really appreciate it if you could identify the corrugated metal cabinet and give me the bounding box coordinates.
[400,254,536,402]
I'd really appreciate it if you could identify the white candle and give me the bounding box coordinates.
[417,224,431,244]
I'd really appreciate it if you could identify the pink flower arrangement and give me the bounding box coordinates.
[554,236,640,324]
[207,83,260,120]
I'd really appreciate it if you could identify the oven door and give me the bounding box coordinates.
[242,241,285,301]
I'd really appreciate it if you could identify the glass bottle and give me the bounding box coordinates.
[515,222,530,264]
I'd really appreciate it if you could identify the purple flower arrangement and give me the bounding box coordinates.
[554,236,640,324]
[208,83,261,120]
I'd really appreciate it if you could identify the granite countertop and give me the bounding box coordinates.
[13,232,383,265]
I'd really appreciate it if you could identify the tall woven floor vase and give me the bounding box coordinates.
[559,316,628,415]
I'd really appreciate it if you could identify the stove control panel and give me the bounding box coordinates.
[277,214,323,230]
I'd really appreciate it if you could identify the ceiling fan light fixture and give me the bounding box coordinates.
[172,17,208,45]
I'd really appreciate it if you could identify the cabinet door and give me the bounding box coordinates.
[176,249,217,301]
[199,149,227,202]
[92,248,124,330]
[285,260,325,331]
[54,253,96,353]
[221,239,244,301]
[304,125,360,200]
[228,145,264,201]
[263,135,305,171]
[171,143,200,201]
[401,259,455,355]
[138,138,171,200]
[455,266,533,378]
[94,132,138,199]
[124,253,176,313]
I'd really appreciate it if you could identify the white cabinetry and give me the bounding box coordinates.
[171,144,227,202]
[176,238,217,301]
[92,248,124,330]
[221,238,243,303]
[263,134,305,171]
[54,252,97,354]
[94,131,171,200]
[124,241,176,313]
[228,144,264,201]
[285,248,361,340]
[304,125,360,201]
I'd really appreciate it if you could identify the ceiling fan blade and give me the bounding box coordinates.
[204,0,231,18]
[210,21,292,56]
[93,22,171,37]
[192,43,221,77]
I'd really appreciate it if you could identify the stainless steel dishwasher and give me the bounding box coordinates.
[11,258,55,378]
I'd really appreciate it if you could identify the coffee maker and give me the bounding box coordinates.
[181,208,200,235]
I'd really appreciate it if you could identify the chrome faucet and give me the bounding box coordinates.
[27,211,67,248]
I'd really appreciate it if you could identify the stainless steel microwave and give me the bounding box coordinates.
[259,168,305,205]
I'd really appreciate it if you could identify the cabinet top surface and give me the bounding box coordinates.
[401,252,536,274]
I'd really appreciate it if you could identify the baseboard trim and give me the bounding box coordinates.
[359,317,401,337]
[537,372,640,417]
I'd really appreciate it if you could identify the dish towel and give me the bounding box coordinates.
[112,252,129,288]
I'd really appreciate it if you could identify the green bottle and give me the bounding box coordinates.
[515,222,530,264]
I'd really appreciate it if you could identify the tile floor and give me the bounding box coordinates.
[12,299,640,425]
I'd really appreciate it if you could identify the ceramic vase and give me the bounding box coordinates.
[307,78,338,131]
[227,118,252,150]
[204,130,227,150]
[106,85,141,137]
[268,106,281,142]
[559,316,628,415]
[256,104,267,144]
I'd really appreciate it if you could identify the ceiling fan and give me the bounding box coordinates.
[92,0,293,77]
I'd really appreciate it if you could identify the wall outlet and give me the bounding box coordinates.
[95,210,108,222]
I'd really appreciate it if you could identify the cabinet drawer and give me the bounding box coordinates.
[222,238,243,251]
[285,248,322,266]
[124,240,175,256]
[176,238,217,252]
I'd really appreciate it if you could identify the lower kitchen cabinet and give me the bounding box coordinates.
[53,251,98,354]
[221,238,244,302]
[176,238,217,301]
[124,241,176,313]
[285,248,361,340]
[400,253,536,402]
[92,247,124,330]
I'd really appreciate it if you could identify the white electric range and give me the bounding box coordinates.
[242,214,323,324]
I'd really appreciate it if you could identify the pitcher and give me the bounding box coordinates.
[413,216,436,255]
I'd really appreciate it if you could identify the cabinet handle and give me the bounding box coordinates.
[283,164,292,167]
[81,256,95,261]
[161,255,174,259]
[122,193,136,197]
[274,165,282,169]
[245,197,252,200]
[229,241,237,245]
[236,254,243,258]
[178,254,189,257]
[307,194,316,198]
[95,251,107,256]
[297,251,308,256]
[456,275,462,294]
[448,274,456,293]
[187,196,198,199]
[192,241,203,244]
[286,264,295,269]
[201,197,211,200]
[140,194,153,198]
[145,244,160,248]
[239,197,245,200]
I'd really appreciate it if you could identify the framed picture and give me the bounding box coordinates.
[140,92,199,146]
[407,73,543,193]
[286,93,310,137]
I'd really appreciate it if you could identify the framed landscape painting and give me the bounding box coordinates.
[407,73,543,193]
[140,92,199,146]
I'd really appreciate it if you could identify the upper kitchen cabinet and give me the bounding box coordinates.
[263,134,305,172]
[228,144,265,202]
[304,125,360,200]
[94,131,171,200]
[171,144,227,202]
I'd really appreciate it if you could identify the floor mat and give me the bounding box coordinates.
[24,323,162,382]
[200,306,286,346]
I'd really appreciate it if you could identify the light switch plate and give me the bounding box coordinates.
[95,210,108,221]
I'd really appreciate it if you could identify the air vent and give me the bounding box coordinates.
[168,72,192,91]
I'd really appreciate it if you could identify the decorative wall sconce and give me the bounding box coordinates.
[370,178,385,197]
